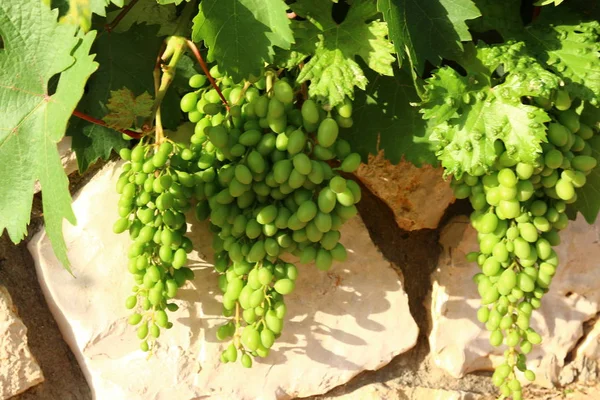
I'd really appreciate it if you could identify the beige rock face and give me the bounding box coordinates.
[576,319,600,361]
[429,216,600,388]
[326,382,493,400]
[0,286,44,399]
[34,137,78,193]
[355,152,455,231]
[28,161,419,400]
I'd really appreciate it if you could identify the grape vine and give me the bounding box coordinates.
[1,0,599,398]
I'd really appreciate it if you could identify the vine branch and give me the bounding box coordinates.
[186,40,230,111]
[146,36,187,144]
[105,0,140,32]
[72,110,142,139]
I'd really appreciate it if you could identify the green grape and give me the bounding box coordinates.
[572,155,597,172]
[300,99,319,124]
[498,169,518,187]
[274,80,294,104]
[297,201,318,222]
[274,279,295,295]
[180,92,198,113]
[341,153,361,173]
[317,118,339,147]
[315,249,333,270]
[490,329,503,346]
[189,74,207,88]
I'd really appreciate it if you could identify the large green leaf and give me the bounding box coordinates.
[421,43,558,178]
[524,15,600,104]
[0,0,98,269]
[378,0,481,75]
[291,0,395,106]
[192,0,293,81]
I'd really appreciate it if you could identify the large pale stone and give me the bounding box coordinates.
[34,137,78,193]
[355,151,455,231]
[28,161,418,400]
[429,216,600,388]
[325,382,493,400]
[0,286,44,399]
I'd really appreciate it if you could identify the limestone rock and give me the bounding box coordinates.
[34,137,78,193]
[429,216,600,388]
[28,161,418,400]
[325,382,493,400]
[355,152,454,231]
[576,318,600,361]
[0,286,44,399]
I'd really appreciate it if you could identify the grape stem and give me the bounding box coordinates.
[104,0,140,32]
[186,40,230,111]
[147,36,187,144]
[72,110,142,139]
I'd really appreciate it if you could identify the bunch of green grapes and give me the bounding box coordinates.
[179,66,362,367]
[113,141,197,352]
[451,90,599,400]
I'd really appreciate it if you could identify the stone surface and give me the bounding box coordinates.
[429,216,600,388]
[34,137,78,193]
[355,152,455,231]
[0,286,44,399]
[0,234,91,400]
[324,382,493,400]
[576,316,600,361]
[28,161,419,400]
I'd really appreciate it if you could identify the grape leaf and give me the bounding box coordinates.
[90,0,124,17]
[291,0,395,76]
[59,0,93,31]
[421,43,556,178]
[0,0,98,269]
[468,0,522,39]
[68,24,180,172]
[534,0,565,6]
[524,16,600,104]
[344,67,435,166]
[192,0,293,81]
[157,0,187,4]
[298,44,368,107]
[377,0,481,75]
[103,88,153,130]
[107,0,179,36]
[290,0,395,106]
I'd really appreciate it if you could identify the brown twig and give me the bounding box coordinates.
[73,110,142,138]
[105,0,140,32]
[185,40,230,111]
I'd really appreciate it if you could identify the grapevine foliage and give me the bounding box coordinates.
[1,0,600,398]
[0,0,98,269]
[421,42,559,178]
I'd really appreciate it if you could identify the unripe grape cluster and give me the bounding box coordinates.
[180,66,362,366]
[114,141,198,352]
[114,64,362,365]
[451,90,599,400]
